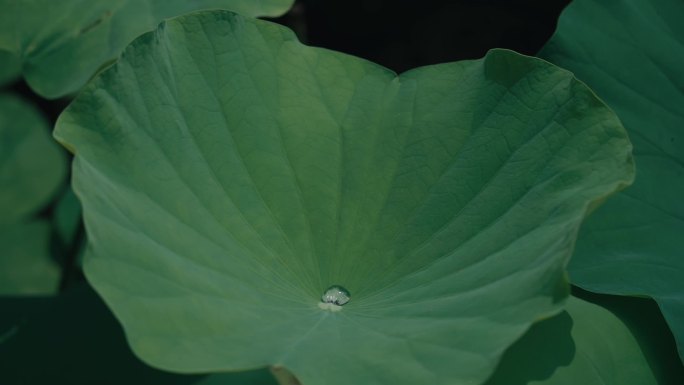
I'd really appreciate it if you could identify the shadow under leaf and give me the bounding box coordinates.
[485,310,575,385]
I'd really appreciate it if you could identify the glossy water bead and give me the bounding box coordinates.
[318,285,351,311]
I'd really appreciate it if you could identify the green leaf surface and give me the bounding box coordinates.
[0,0,295,98]
[0,220,60,295]
[0,93,66,225]
[539,0,684,360]
[0,50,20,87]
[486,295,684,385]
[54,11,634,385]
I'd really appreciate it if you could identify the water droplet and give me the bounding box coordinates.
[319,285,350,311]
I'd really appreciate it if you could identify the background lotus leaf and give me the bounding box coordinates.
[55,11,634,385]
[539,0,684,361]
[0,220,60,295]
[0,93,66,225]
[0,0,295,98]
[486,295,684,385]
[0,50,20,87]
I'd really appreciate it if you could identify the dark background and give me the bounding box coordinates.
[12,0,572,125]
[280,0,571,72]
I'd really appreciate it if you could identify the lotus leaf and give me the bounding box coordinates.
[486,295,684,384]
[0,93,66,225]
[55,11,634,385]
[0,220,60,295]
[0,0,294,98]
[540,0,684,361]
[0,50,20,87]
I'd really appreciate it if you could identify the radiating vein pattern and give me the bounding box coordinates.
[55,11,635,385]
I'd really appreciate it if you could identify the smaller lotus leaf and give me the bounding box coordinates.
[0,220,60,295]
[539,0,684,361]
[0,0,295,98]
[486,295,684,385]
[0,50,20,87]
[0,93,66,225]
[55,11,634,385]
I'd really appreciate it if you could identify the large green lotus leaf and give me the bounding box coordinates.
[0,220,60,295]
[54,11,634,385]
[0,93,66,225]
[0,0,294,99]
[0,50,20,87]
[539,0,684,360]
[486,295,684,385]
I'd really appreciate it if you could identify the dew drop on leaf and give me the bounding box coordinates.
[320,285,351,306]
